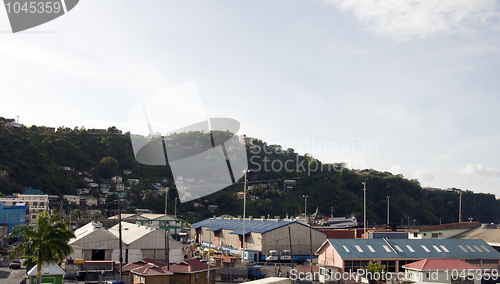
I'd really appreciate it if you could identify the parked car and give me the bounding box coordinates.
[9,259,21,269]
[0,247,9,254]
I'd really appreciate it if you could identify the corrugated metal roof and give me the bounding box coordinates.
[190,218,294,235]
[326,239,500,260]
[403,258,482,270]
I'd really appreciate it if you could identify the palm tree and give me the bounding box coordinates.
[8,211,75,284]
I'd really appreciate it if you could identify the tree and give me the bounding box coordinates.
[98,157,118,179]
[8,212,75,284]
[359,261,386,284]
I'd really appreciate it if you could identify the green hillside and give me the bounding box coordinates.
[1,117,499,225]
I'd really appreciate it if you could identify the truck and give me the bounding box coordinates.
[265,250,279,262]
[218,265,266,281]
[279,250,291,262]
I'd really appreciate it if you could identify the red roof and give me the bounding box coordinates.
[130,263,172,276]
[403,259,482,271]
[122,258,167,272]
[169,258,216,273]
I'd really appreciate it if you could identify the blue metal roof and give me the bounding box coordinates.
[191,218,296,235]
[326,239,500,260]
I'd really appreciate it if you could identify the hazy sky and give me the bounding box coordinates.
[1,1,500,196]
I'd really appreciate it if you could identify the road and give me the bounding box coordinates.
[0,255,26,284]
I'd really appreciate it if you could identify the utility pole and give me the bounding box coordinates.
[242,169,248,262]
[362,182,366,239]
[288,226,294,270]
[303,195,308,220]
[386,196,390,225]
[208,218,211,284]
[165,189,169,268]
[459,191,462,223]
[118,199,123,281]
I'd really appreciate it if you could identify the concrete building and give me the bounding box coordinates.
[0,189,49,223]
[63,195,81,205]
[0,202,28,234]
[190,217,327,262]
[68,221,183,264]
[136,214,185,234]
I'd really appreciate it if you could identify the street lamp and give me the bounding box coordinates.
[242,169,250,262]
[362,182,366,239]
[386,196,390,225]
[303,195,308,221]
[459,191,462,223]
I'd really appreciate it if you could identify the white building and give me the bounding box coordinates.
[69,221,183,264]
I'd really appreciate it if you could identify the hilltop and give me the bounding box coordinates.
[1,117,499,225]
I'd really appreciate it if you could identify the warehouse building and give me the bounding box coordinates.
[190,217,327,262]
[316,238,500,284]
[69,221,183,264]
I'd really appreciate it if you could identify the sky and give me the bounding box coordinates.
[1,0,500,196]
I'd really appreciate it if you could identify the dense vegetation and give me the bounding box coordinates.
[1,117,499,225]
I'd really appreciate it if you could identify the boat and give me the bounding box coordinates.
[315,216,357,228]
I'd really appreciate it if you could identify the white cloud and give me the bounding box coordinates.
[327,0,500,40]
[415,169,435,180]
[459,163,500,178]
[390,164,402,174]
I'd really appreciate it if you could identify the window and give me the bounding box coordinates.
[380,260,396,272]
[458,245,468,252]
[432,233,439,238]
[473,245,482,252]
[423,233,426,236]
[440,245,450,252]
[394,245,403,253]
[355,245,363,252]
[413,232,418,238]
[343,245,350,253]
[466,245,475,252]
[13,215,17,220]
[382,245,391,252]
[344,260,369,273]
[206,272,213,280]
[33,202,37,206]
[406,245,415,252]
[32,215,37,220]
[481,245,490,252]
[421,245,431,252]
[432,245,442,252]
[195,273,200,283]
[367,245,376,252]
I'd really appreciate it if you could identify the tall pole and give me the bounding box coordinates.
[118,199,123,281]
[174,197,178,234]
[459,191,462,223]
[362,182,366,239]
[303,195,308,220]
[165,189,169,268]
[242,169,248,262]
[208,218,211,284]
[386,196,390,225]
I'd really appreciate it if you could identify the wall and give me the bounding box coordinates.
[262,223,327,256]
